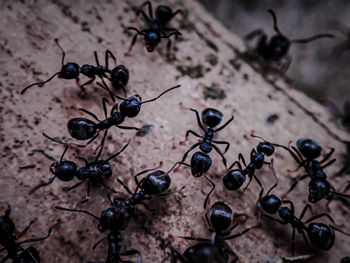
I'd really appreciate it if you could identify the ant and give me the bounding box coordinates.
[55,205,141,263]
[177,108,234,208]
[245,9,334,72]
[29,130,129,203]
[21,38,129,95]
[223,133,275,194]
[171,201,251,263]
[126,1,183,56]
[0,205,52,263]
[279,138,350,203]
[50,81,180,147]
[256,164,350,254]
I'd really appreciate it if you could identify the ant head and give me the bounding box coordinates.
[307,223,335,250]
[190,152,212,177]
[260,194,281,214]
[0,211,15,237]
[257,142,275,156]
[51,161,77,181]
[297,138,322,159]
[67,118,98,140]
[99,206,132,232]
[144,31,161,52]
[142,170,171,195]
[209,202,233,232]
[308,179,330,203]
[111,65,129,90]
[201,108,223,128]
[155,5,173,25]
[59,63,80,79]
[268,35,290,59]
[223,169,246,191]
[18,247,40,262]
[119,95,142,118]
[96,161,112,178]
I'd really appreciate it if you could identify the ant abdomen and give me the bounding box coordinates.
[67,118,97,140]
[260,194,281,214]
[111,65,129,91]
[307,223,335,250]
[223,170,246,191]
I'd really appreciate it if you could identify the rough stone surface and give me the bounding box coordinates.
[0,0,349,262]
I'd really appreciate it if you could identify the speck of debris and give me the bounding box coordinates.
[243,73,249,80]
[228,58,241,71]
[176,65,204,79]
[81,21,91,33]
[136,124,154,137]
[281,254,314,262]
[205,53,218,67]
[202,83,226,100]
[265,114,279,125]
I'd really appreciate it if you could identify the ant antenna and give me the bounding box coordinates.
[268,9,282,35]
[291,34,334,44]
[104,140,130,163]
[55,206,100,220]
[267,159,278,196]
[141,85,181,104]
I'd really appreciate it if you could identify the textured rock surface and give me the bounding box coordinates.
[0,0,349,262]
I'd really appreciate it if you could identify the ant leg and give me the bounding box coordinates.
[116,125,140,131]
[321,158,336,169]
[75,78,87,95]
[55,206,100,220]
[16,221,34,240]
[79,108,100,122]
[262,214,286,225]
[227,161,242,171]
[105,50,116,68]
[224,227,251,240]
[299,204,312,221]
[169,9,185,20]
[188,108,204,131]
[134,163,163,185]
[74,132,100,148]
[180,130,202,145]
[99,180,116,193]
[222,223,239,236]
[176,236,210,242]
[60,145,68,162]
[282,200,294,214]
[161,31,182,39]
[80,77,96,89]
[141,85,181,104]
[78,157,89,167]
[291,228,296,255]
[244,29,265,41]
[141,202,155,212]
[239,174,255,197]
[28,175,57,195]
[180,143,200,163]
[250,149,257,160]
[204,213,214,232]
[21,72,60,95]
[105,140,130,162]
[213,140,230,154]
[214,115,234,132]
[117,179,133,195]
[120,249,142,263]
[203,174,215,209]
[94,130,108,164]
[281,174,308,199]
[18,227,52,245]
[304,213,335,224]
[171,247,189,263]
[92,236,106,250]
[80,180,91,203]
[67,180,86,191]
[125,27,144,56]
[212,144,227,168]
[238,153,247,167]
[166,38,172,57]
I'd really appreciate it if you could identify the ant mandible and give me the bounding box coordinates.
[223,132,275,194]
[21,38,129,95]
[29,130,129,203]
[256,164,350,254]
[125,1,183,56]
[171,201,251,263]
[55,205,141,263]
[245,9,334,72]
[279,138,350,203]
[177,108,234,208]
[0,205,52,263]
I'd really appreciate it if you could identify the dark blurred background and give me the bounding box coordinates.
[199,0,350,127]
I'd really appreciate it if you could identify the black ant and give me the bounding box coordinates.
[223,133,275,194]
[125,1,183,56]
[0,205,52,263]
[245,9,334,72]
[279,138,350,203]
[55,205,141,263]
[29,130,129,203]
[49,81,180,147]
[171,201,251,263]
[177,108,234,208]
[256,165,350,254]
[21,38,128,95]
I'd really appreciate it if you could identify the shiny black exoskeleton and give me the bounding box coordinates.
[257,175,345,254]
[56,206,140,263]
[177,108,234,208]
[245,9,334,72]
[29,131,129,203]
[172,202,250,263]
[281,138,349,203]
[126,1,183,55]
[0,206,52,263]
[21,38,125,95]
[61,82,180,147]
[223,134,275,193]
